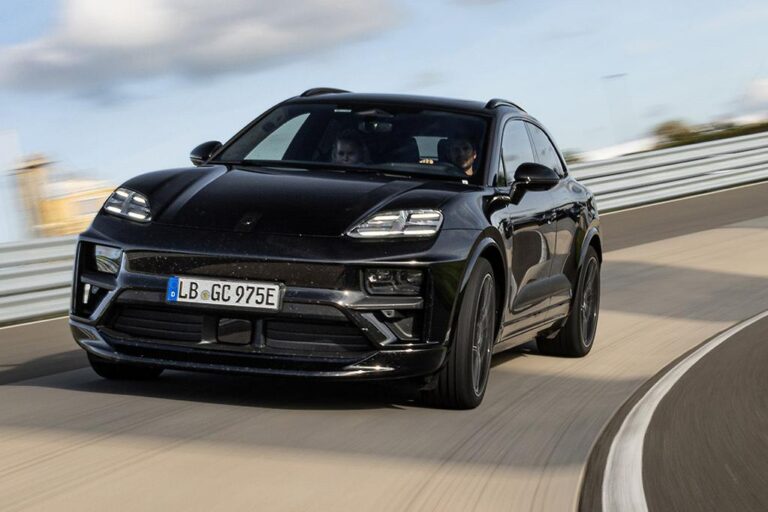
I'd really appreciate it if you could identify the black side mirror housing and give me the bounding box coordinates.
[514,162,560,190]
[190,141,222,166]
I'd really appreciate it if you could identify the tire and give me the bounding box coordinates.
[424,258,497,409]
[88,353,164,380]
[537,246,600,357]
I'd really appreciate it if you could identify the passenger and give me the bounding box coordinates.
[332,130,368,164]
[446,137,477,176]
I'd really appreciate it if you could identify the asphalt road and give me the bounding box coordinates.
[1,183,768,511]
[643,316,768,512]
[600,180,768,251]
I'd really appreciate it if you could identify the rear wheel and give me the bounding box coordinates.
[88,353,164,380]
[423,258,497,409]
[537,246,600,357]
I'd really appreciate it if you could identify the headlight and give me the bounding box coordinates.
[94,244,122,274]
[103,188,151,222]
[365,268,423,295]
[347,209,443,238]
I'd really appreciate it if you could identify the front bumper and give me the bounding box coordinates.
[71,320,446,379]
[69,227,473,379]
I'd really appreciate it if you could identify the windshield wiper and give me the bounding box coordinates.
[226,159,412,177]
[216,159,473,183]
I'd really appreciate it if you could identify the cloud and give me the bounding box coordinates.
[0,0,397,97]
[405,71,445,90]
[746,79,768,106]
[454,0,506,4]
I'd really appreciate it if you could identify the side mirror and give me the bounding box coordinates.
[190,141,222,166]
[514,162,559,190]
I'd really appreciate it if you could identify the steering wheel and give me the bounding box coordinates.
[441,161,471,178]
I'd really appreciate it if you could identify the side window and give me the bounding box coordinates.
[499,120,535,186]
[527,124,564,176]
[245,113,310,160]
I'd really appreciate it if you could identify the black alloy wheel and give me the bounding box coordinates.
[471,273,495,396]
[537,246,601,357]
[579,256,600,348]
[424,258,497,409]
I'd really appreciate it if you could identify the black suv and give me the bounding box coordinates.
[70,89,602,409]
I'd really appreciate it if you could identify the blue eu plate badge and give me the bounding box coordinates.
[166,276,180,302]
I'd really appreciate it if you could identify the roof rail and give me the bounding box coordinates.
[300,87,351,97]
[485,98,526,112]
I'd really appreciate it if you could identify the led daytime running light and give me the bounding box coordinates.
[348,209,443,238]
[103,188,151,222]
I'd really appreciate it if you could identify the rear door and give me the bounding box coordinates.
[495,119,558,340]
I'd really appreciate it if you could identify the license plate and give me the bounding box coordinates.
[166,276,282,311]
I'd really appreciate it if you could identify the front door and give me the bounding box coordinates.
[527,123,576,312]
[494,120,559,341]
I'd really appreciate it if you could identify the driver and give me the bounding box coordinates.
[332,130,368,164]
[446,137,477,176]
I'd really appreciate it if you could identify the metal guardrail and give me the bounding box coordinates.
[0,236,75,325]
[2,131,768,325]
[570,131,768,211]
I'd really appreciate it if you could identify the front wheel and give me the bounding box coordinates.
[88,353,164,380]
[423,258,497,409]
[537,246,601,357]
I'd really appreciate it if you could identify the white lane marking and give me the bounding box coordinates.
[601,180,768,216]
[602,309,768,512]
[0,315,68,331]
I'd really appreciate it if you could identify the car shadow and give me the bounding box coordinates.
[7,342,535,412]
[0,349,86,386]
[4,351,644,471]
[30,367,420,411]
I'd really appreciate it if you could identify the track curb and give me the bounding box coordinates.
[579,309,768,512]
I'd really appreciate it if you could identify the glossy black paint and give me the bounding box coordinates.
[70,92,601,381]
[190,140,222,166]
[514,162,560,188]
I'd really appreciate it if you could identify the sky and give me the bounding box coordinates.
[1,0,767,240]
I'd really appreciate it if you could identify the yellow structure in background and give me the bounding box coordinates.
[14,155,113,237]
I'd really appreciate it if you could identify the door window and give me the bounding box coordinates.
[527,124,564,177]
[499,120,536,186]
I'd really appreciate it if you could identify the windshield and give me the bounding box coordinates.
[215,103,490,183]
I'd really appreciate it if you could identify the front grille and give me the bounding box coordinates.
[265,319,371,352]
[110,306,203,342]
[107,305,373,352]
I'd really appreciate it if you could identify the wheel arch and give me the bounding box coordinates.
[580,226,602,269]
[446,235,507,345]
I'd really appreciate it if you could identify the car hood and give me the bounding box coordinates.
[142,166,452,236]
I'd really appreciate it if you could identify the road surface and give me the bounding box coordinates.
[2,182,768,511]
